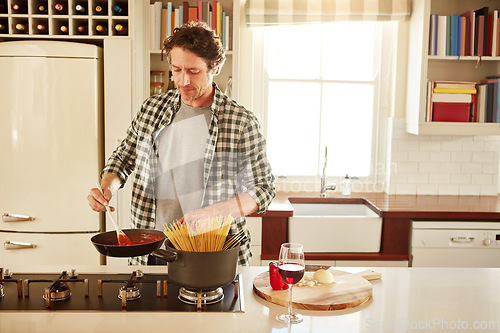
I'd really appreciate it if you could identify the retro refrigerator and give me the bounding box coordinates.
[0,40,103,265]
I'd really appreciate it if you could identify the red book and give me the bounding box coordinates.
[198,1,203,21]
[476,15,485,56]
[432,102,471,122]
[212,1,218,30]
[460,10,475,56]
[183,1,189,24]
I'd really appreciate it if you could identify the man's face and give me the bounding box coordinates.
[171,47,215,107]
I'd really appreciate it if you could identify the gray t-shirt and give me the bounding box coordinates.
[153,101,211,232]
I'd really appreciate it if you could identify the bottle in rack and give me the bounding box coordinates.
[75,4,87,14]
[76,24,88,34]
[36,23,47,32]
[114,23,127,34]
[11,3,27,14]
[0,22,7,33]
[14,23,27,33]
[0,1,6,14]
[37,5,48,13]
[112,4,126,15]
[94,24,107,34]
[54,3,67,14]
[59,24,68,34]
[94,4,107,15]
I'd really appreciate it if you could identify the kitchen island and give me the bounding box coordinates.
[2,265,500,332]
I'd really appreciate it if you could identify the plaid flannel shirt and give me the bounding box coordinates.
[101,84,275,265]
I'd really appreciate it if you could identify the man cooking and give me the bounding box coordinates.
[87,21,275,266]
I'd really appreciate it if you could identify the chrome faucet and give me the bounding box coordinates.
[320,147,336,198]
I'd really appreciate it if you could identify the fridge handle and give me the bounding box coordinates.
[2,213,35,222]
[4,240,37,249]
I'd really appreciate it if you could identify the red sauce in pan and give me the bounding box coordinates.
[111,233,164,246]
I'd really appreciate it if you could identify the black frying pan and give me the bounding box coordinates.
[91,229,166,257]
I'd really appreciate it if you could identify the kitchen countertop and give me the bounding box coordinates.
[2,265,500,332]
[263,191,500,218]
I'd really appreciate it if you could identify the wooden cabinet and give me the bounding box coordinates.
[145,0,238,99]
[406,0,500,135]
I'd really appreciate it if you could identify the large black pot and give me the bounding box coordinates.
[152,240,239,290]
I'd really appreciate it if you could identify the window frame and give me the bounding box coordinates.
[251,22,397,192]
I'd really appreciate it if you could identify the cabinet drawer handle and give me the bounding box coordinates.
[2,213,35,222]
[450,236,474,243]
[4,241,37,250]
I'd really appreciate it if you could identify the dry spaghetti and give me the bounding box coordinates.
[163,215,246,252]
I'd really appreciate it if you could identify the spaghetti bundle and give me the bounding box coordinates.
[163,215,246,252]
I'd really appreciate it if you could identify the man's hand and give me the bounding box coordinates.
[87,173,121,212]
[179,193,258,226]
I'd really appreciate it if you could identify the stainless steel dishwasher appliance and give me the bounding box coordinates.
[411,221,500,267]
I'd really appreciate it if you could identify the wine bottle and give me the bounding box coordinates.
[38,5,47,13]
[76,25,88,34]
[54,3,66,13]
[114,23,127,34]
[0,23,6,32]
[36,24,46,32]
[75,4,86,13]
[94,5,106,15]
[95,24,107,34]
[14,23,26,32]
[11,3,24,13]
[60,25,68,33]
[113,5,123,14]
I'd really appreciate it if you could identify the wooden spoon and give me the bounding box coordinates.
[96,182,132,246]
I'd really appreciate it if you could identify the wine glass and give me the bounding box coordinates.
[276,243,305,324]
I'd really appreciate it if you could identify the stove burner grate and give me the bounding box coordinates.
[178,287,224,305]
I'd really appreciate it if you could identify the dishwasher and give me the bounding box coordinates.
[411,221,500,267]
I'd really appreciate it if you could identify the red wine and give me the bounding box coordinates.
[278,263,304,285]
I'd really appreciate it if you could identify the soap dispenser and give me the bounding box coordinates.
[342,174,351,196]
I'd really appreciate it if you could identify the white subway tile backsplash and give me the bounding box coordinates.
[419,162,441,173]
[417,184,439,195]
[408,173,429,184]
[438,184,460,195]
[408,151,429,161]
[451,151,472,162]
[461,162,483,174]
[441,140,463,151]
[429,151,451,162]
[472,151,496,162]
[462,140,484,151]
[459,184,481,196]
[429,173,450,184]
[388,119,499,196]
[450,173,471,184]
[472,174,493,185]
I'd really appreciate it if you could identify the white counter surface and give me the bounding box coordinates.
[2,265,500,332]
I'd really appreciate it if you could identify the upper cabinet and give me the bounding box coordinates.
[145,0,239,100]
[406,0,500,135]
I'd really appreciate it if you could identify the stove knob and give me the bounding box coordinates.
[69,269,78,278]
[135,270,144,278]
[483,238,492,246]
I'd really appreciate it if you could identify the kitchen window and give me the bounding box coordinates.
[252,21,397,191]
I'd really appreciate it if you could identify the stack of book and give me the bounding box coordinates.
[477,76,500,123]
[429,6,499,57]
[427,81,477,122]
[150,1,230,51]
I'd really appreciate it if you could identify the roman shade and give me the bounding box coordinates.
[245,0,412,26]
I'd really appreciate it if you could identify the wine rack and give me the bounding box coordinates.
[0,0,129,38]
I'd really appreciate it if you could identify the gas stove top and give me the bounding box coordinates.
[0,268,244,312]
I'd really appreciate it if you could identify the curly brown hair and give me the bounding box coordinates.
[163,21,226,75]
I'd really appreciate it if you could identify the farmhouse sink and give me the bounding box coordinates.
[288,198,383,253]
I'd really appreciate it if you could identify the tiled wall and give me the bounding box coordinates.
[388,118,500,196]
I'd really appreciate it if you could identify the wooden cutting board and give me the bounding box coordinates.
[253,269,381,311]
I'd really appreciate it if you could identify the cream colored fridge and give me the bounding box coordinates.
[0,40,103,265]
